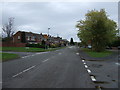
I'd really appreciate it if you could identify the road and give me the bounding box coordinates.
[3,46,95,88]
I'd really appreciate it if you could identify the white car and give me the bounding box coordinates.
[88,45,92,49]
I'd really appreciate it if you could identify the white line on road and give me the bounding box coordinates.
[58,53,62,55]
[82,60,85,62]
[76,53,79,55]
[85,65,88,68]
[87,69,91,73]
[90,76,96,81]
[42,59,49,62]
[83,62,86,65]
[12,65,36,78]
[21,55,30,58]
[115,63,120,65]
[31,54,35,56]
[36,52,48,55]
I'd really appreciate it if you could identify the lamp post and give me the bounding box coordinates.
[48,28,50,36]
[48,28,50,49]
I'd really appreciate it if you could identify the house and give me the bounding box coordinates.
[12,31,44,44]
[12,31,69,47]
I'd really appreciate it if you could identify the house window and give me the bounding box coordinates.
[27,36,30,40]
[31,36,35,41]
[18,36,20,39]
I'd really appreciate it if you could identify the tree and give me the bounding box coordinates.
[2,17,15,38]
[70,38,74,45]
[76,9,117,52]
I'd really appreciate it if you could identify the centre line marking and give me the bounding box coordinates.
[31,55,35,56]
[42,59,49,62]
[83,62,86,65]
[85,65,88,68]
[58,53,62,55]
[90,76,96,81]
[21,55,30,58]
[12,65,36,78]
[76,53,79,55]
[36,52,48,55]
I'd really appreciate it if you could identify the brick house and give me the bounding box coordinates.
[12,31,44,44]
[11,31,69,47]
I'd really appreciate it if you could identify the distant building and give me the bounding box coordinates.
[12,31,69,46]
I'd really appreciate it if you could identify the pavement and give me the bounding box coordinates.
[78,48,119,89]
[2,46,96,88]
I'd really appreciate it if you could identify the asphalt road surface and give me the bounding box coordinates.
[2,46,96,88]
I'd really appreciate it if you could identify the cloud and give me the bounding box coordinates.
[2,2,118,41]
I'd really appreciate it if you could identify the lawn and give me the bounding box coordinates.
[2,47,66,52]
[81,48,112,58]
[0,53,19,62]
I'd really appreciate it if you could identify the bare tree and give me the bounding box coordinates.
[2,17,15,38]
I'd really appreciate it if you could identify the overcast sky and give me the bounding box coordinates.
[2,2,118,42]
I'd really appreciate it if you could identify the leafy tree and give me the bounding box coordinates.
[70,38,74,45]
[76,9,117,52]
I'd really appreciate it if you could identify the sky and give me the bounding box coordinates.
[1,2,118,42]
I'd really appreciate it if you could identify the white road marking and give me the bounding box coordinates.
[42,59,49,62]
[12,65,36,78]
[98,86,102,90]
[21,55,30,58]
[31,54,35,56]
[85,65,88,68]
[83,62,86,65]
[82,60,85,62]
[58,53,62,55]
[36,52,48,55]
[87,69,91,73]
[90,76,96,81]
[76,53,79,55]
[22,52,49,58]
[115,63,120,65]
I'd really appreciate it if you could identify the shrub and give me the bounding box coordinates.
[26,43,45,48]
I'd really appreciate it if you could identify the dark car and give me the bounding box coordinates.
[118,46,120,50]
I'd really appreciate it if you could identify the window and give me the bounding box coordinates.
[31,36,35,41]
[18,36,20,39]
[27,37,30,40]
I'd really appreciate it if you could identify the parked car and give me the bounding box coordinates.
[88,45,92,49]
[118,46,120,50]
[106,46,112,49]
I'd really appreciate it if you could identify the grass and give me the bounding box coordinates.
[0,53,19,62]
[2,47,66,52]
[81,48,112,58]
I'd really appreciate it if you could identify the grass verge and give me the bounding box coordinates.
[0,53,19,62]
[2,47,66,52]
[81,48,112,58]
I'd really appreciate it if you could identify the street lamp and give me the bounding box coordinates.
[48,28,50,36]
[48,28,50,49]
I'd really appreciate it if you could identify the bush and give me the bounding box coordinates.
[49,44,60,48]
[26,43,45,48]
[107,39,120,47]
